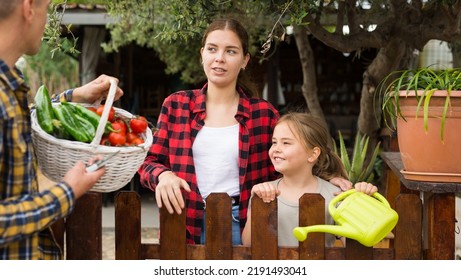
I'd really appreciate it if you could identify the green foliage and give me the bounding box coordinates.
[51,0,109,4]
[44,1,80,58]
[333,131,381,184]
[377,66,461,141]
[103,0,288,84]
[23,42,79,97]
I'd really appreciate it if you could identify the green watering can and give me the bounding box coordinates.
[293,189,399,247]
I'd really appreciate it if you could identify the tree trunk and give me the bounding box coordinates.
[293,25,330,137]
[450,35,461,68]
[358,38,414,151]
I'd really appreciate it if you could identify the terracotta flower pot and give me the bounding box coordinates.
[396,90,461,182]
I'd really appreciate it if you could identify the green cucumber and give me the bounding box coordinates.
[53,104,91,143]
[73,103,114,134]
[34,85,55,134]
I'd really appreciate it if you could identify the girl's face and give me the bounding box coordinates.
[269,121,311,176]
[200,29,249,89]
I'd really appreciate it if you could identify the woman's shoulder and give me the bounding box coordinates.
[163,88,205,108]
[167,89,201,100]
[247,95,277,109]
[241,96,280,120]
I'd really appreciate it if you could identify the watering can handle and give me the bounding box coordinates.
[329,189,391,215]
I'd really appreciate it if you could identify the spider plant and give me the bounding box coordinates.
[333,131,381,184]
[378,66,461,141]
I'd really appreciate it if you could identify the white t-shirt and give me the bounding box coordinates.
[249,177,338,247]
[192,124,240,198]
[277,177,337,247]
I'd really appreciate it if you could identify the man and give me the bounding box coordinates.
[0,0,123,259]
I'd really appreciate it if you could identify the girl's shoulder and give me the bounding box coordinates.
[317,177,340,200]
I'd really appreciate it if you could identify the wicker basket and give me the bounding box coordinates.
[31,80,153,193]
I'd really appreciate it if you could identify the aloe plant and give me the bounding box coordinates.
[333,131,381,184]
[377,66,461,141]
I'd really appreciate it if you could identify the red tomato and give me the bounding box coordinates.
[108,132,126,146]
[88,107,98,113]
[113,118,128,133]
[126,132,138,143]
[111,122,126,135]
[96,105,115,122]
[130,137,144,146]
[129,116,148,134]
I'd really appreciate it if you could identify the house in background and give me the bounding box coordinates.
[60,4,373,141]
[60,4,170,122]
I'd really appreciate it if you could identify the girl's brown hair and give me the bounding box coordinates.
[278,112,348,180]
[201,18,258,97]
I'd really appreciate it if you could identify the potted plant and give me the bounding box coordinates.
[377,66,461,182]
[333,131,382,185]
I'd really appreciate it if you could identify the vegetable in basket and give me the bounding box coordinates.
[73,103,114,134]
[34,85,55,134]
[130,116,148,134]
[51,119,71,140]
[53,104,92,143]
[36,97,150,146]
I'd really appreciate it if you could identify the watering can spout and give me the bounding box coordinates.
[293,224,356,242]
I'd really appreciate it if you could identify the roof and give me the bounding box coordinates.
[57,3,116,25]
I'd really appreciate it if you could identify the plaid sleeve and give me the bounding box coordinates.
[0,182,75,246]
[138,97,173,191]
[51,89,73,103]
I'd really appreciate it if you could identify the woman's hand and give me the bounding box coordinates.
[251,182,280,203]
[329,177,353,195]
[155,171,191,214]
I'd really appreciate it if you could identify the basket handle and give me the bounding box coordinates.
[90,79,118,147]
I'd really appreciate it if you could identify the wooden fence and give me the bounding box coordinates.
[52,151,460,260]
[113,191,422,260]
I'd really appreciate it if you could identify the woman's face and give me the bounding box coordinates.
[200,29,249,89]
[269,122,311,176]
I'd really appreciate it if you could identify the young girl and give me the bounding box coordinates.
[241,112,378,247]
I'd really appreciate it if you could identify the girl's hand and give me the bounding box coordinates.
[251,182,280,203]
[354,182,378,195]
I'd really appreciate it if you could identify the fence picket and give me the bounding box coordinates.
[66,192,102,259]
[204,193,233,259]
[159,204,187,259]
[250,196,278,259]
[299,193,326,260]
[115,191,141,260]
[394,193,422,259]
